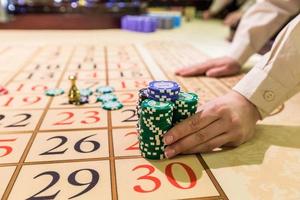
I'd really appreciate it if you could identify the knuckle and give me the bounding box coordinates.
[231,116,241,127]
[204,141,218,152]
[188,115,201,129]
[195,131,206,142]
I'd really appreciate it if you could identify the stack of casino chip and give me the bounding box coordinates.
[136,88,148,119]
[121,15,157,33]
[96,86,124,110]
[173,92,199,124]
[139,99,174,160]
[147,80,180,102]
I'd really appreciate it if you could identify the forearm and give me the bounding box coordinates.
[233,14,300,118]
[227,0,300,65]
[209,0,232,15]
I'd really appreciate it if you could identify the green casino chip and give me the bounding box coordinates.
[96,86,115,94]
[173,92,199,124]
[97,94,117,103]
[80,88,93,96]
[102,101,123,110]
[45,88,64,96]
[141,99,174,113]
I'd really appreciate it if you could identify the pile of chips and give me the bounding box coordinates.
[45,85,124,110]
[137,80,199,160]
[96,86,123,110]
[139,99,174,160]
[121,16,157,33]
[148,14,182,29]
[0,85,8,96]
[121,14,182,33]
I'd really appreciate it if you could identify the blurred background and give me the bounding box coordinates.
[0,0,214,29]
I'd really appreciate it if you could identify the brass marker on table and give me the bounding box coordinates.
[68,75,81,105]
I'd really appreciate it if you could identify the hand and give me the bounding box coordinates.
[163,91,261,158]
[202,10,213,20]
[175,56,241,77]
[224,11,243,27]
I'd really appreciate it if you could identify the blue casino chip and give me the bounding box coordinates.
[148,81,180,93]
[147,81,180,101]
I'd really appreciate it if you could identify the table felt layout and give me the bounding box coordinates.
[0,41,299,200]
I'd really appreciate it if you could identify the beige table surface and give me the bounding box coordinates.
[0,20,299,200]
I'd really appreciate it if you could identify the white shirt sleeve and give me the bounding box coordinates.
[233,14,300,118]
[227,0,300,65]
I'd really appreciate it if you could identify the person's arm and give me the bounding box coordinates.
[176,0,300,77]
[164,15,300,158]
[209,0,232,15]
[203,0,232,19]
[233,14,300,118]
[229,0,300,65]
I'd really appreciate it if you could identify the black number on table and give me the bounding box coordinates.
[27,169,99,200]
[40,134,100,156]
[5,113,31,128]
[39,136,68,155]
[27,171,60,200]
[121,109,138,122]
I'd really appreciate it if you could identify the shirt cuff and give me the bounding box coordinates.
[232,67,289,119]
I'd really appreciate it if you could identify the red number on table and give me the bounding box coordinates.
[132,162,197,193]
[0,138,17,157]
[2,96,41,107]
[53,112,75,126]
[53,111,101,126]
[132,165,161,193]
[119,93,136,104]
[124,131,139,151]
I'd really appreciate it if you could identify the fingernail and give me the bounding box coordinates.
[165,148,176,158]
[164,135,174,145]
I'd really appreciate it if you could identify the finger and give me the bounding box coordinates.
[164,119,229,158]
[177,62,215,77]
[163,109,220,145]
[182,132,235,154]
[206,66,233,77]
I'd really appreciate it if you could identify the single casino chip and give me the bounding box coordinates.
[96,94,117,103]
[80,88,93,96]
[95,86,115,94]
[102,101,123,110]
[0,86,8,96]
[45,88,65,96]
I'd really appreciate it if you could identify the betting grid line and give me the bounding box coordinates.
[1,45,76,200]
[105,45,119,200]
[139,43,228,200]
[0,43,228,200]
[1,46,44,200]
